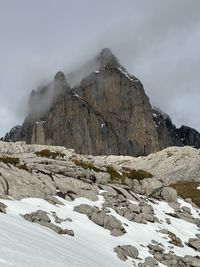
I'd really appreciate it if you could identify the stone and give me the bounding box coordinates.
[94,172,110,185]
[159,229,183,247]
[138,257,158,267]
[23,210,50,223]
[133,213,147,224]
[0,202,7,213]
[45,196,64,206]
[181,206,191,214]
[103,214,125,234]
[114,245,139,261]
[188,237,200,252]
[90,210,106,227]
[73,204,95,216]
[141,179,163,196]
[161,187,177,203]
[23,210,74,236]
[128,203,141,213]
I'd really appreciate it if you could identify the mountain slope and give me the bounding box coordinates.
[0,141,200,266]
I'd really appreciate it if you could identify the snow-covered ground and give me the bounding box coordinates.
[0,192,199,267]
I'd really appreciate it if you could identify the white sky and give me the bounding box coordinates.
[0,0,200,136]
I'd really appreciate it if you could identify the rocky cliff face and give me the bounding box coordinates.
[153,108,200,150]
[3,125,21,142]
[6,48,200,155]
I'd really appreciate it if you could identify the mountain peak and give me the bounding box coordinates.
[54,71,66,82]
[97,48,119,67]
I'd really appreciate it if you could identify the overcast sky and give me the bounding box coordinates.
[0,0,200,136]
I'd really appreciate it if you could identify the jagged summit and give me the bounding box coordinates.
[67,48,131,86]
[54,71,66,81]
[96,47,119,67]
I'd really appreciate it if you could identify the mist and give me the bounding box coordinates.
[0,0,200,137]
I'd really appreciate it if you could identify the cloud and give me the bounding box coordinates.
[0,0,200,136]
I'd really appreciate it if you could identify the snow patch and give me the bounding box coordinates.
[0,194,199,266]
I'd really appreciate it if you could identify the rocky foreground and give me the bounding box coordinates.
[0,141,200,266]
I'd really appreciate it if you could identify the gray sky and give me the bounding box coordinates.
[0,0,200,137]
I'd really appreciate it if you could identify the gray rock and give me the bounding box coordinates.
[114,245,139,261]
[161,187,177,203]
[128,203,141,213]
[182,206,191,214]
[133,213,147,224]
[0,202,7,213]
[104,214,125,236]
[141,179,163,197]
[124,210,134,221]
[188,237,200,252]
[73,204,95,216]
[159,229,183,247]
[45,196,64,206]
[165,218,171,224]
[90,210,106,227]
[23,210,50,223]
[138,256,158,267]
[110,228,125,237]
[23,210,74,236]
[74,204,125,236]
[94,172,110,185]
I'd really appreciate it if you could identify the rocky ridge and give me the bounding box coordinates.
[0,141,200,266]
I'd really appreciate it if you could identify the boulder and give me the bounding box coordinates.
[141,179,163,196]
[161,187,177,203]
[114,245,139,261]
[138,257,158,267]
[23,210,50,223]
[188,237,200,252]
[73,204,95,216]
[128,203,141,213]
[23,210,74,236]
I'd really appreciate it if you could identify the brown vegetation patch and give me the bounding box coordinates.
[73,160,153,184]
[171,181,200,207]
[73,159,103,172]
[0,156,20,166]
[35,149,65,159]
[0,156,30,171]
[107,166,153,184]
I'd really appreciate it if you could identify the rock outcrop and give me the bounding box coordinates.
[6,48,200,156]
[3,125,21,142]
[114,245,139,261]
[153,108,200,150]
[23,210,74,236]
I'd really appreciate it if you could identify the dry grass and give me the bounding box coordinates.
[73,160,153,185]
[0,156,20,166]
[171,181,200,207]
[122,167,153,180]
[73,160,103,172]
[107,166,153,184]
[35,149,65,159]
[0,156,29,171]
[17,164,29,171]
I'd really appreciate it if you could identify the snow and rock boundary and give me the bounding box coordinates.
[0,141,200,266]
